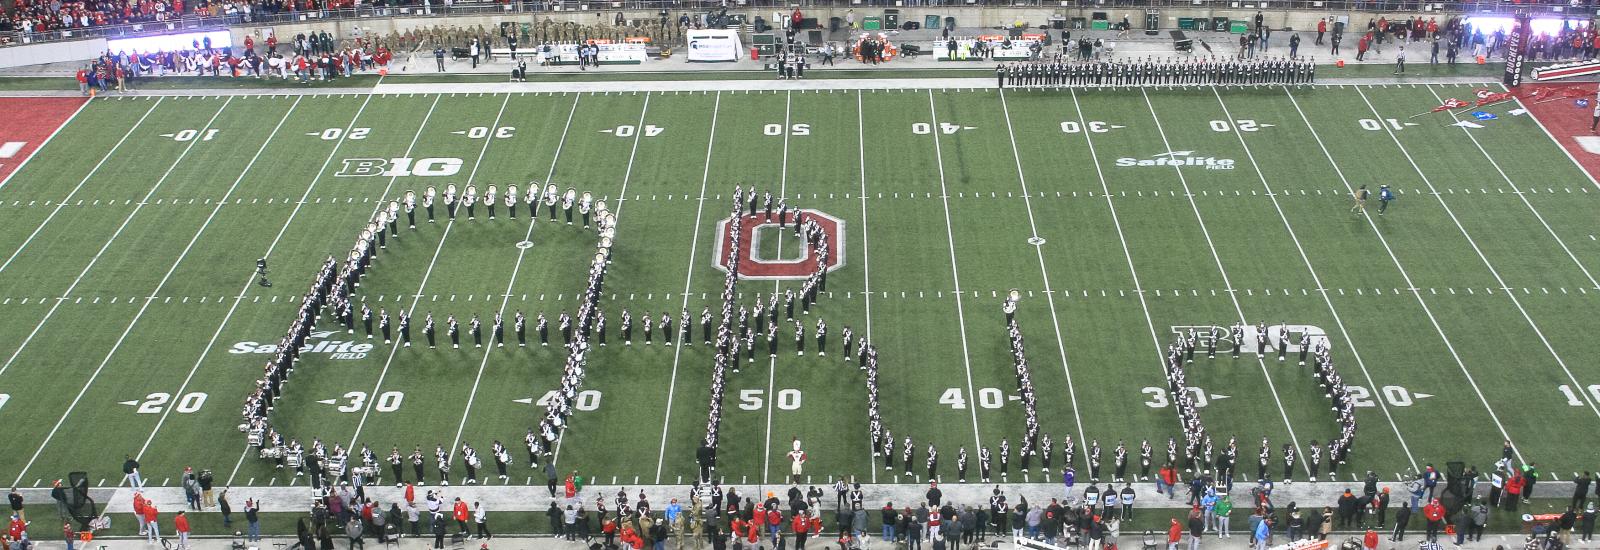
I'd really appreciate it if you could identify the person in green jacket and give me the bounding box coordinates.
[1213,495,1233,538]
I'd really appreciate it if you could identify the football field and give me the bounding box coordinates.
[2,82,1599,494]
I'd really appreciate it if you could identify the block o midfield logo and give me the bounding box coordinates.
[712,209,845,279]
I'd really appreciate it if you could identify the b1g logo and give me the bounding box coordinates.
[712,209,846,279]
[335,157,463,178]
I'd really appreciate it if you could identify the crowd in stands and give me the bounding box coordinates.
[74,32,397,93]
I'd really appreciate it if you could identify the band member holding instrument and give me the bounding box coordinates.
[404,190,417,228]
[424,186,437,223]
[444,183,459,221]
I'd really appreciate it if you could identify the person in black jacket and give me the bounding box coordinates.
[547,502,563,539]
[431,512,447,549]
[1390,504,1411,541]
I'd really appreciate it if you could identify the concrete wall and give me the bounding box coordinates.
[228,5,1451,47]
[0,36,108,69]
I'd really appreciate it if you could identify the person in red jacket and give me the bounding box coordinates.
[452,498,470,536]
[143,502,160,543]
[174,510,191,550]
[132,492,147,536]
[746,515,760,544]
[602,517,618,547]
[1363,529,1379,550]
[766,507,783,545]
[1421,499,1445,543]
[1167,518,1183,550]
[792,510,812,550]
[1506,471,1525,512]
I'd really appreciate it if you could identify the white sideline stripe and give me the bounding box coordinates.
[0,101,121,274]
[1068,88,1183,465]
[996,89,1089,465]
[0,98,90,192]
[1210,88,1418,472]
[758,91,793,487]
[925,89,985,454]
[653,91,722,484]
[339,93,478,452]
[1351,87,1600,422]
[1139,88,1309,475]
[11,96,250,485]
[449,92,583,464]
[1281,87,1525,463]
[550,94,654,468]
[1423,85,1600,292]
[857,90,878,482]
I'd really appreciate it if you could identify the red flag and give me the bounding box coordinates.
[1476,91,1514,106]
[1432,98,1470,112]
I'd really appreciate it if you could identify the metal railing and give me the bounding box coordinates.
[3,0,1593,48]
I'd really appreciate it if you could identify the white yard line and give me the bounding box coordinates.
[1139,88,1309,475]
[339,93,514,454]
[924,89,985,455]
[1067,88,1187,464]
[1209,88,1418,472]
[857,91,878,483]
[758,91,793,487]
[11,96,274,485]
[1352,87,1600,421]
[218,93,431,485]
[0,97,91,192]
[652,91,722,484]
[1424,85,1600,291]
[450,92,592,466]
[548,93,653,467]
[996,89,1089,465]
[0,99,162,274]
[0,98,229,382]
[1281,87,1525,462]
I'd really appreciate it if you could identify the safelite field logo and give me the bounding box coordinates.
[230,330,373,360]
[1115,150,1235,170]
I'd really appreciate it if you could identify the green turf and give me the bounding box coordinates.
[1,84,1597,496]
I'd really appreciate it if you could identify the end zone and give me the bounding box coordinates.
[0,97,90,189]
[1517,83,1600,188]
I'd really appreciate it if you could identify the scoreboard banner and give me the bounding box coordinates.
[1503,12,1531,88]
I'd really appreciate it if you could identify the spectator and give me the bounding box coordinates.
[174,510,190,550]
